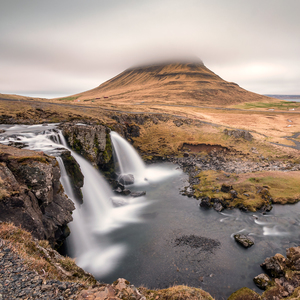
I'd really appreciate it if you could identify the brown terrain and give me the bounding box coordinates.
[70,61,269,106]
[1,61,300,299]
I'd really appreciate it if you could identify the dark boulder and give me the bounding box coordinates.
[253,273,271,290]
[286,247,300,270]
[199,197,211,208]
[260,253,286,277]
[119,174,134,185]
[60,150,84,203]
[213,202,224,212]
[0,144,75,248]
[221,184,232,193]
[233,234,254,248]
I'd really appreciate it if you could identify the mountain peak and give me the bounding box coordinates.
[72,60,268,106]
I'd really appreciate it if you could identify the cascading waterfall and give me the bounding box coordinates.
[110,131,146,183]
[0,124,147,277]
[56,132,147,275]
[110,131,181,185]
[2,123,300,296]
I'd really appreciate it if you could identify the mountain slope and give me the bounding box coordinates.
[70,62,272,106]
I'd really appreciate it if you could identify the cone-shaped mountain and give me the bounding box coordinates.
[72,61,271,106]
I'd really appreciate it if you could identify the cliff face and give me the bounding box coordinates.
[61,122,114,174]
[0,144,75,247]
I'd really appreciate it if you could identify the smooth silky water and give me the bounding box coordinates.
[0,124,300,299]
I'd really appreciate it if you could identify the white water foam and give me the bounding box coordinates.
[110,131,181,186]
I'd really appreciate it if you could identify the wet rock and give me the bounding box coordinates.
[261,253,286,277]
[118,174,134,185]
[213,202,224,212]
[60,122,113,172]
[233,234,254,248]
[253,273,271,290]
[60,150,84,202]
[181,186,194,197]
[199,196,211,208]
[8,141,26,148]
[0,144,75,247]
[286,246,300,270]
[130,191,146,197]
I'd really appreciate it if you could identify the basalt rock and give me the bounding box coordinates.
[253,247,300,299]
[233,234,254,248]
[60,122,113,173]
[253,273,272,290]
[0,144,75,248]
[261,253,286,277]
[60,150,84,202]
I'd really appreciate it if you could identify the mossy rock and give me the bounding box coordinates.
[228,287,261,300]
[61,150,84,202]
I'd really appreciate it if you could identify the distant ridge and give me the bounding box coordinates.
[70,61,273,106]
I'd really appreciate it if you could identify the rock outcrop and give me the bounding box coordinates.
[0,144,75,247]
[251,247,300,299]
[224,129,253,141]
[233,234,254,248]
[60,122,114,174]
[60,150,84,202]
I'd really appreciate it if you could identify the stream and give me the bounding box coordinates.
[0,123,300,299]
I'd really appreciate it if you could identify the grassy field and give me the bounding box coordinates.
[193,170,300,211]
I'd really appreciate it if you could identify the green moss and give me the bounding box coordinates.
[93,135,99,156]
[228,287,261,300]
[103,133,113,164]
[71,133,83,153]
[15,156,49,164]
[193,170,274,211]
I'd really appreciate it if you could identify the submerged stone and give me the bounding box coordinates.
[130,191,146,197]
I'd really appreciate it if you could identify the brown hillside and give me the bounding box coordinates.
[72,61,271,106]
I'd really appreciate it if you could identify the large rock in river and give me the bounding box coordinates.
[0,144,75,248]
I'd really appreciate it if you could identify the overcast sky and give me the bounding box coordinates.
[1,0,300,98]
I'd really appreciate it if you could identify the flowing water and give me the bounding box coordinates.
[1,123,300,299]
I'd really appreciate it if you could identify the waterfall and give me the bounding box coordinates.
[110,131,181,185]
[110,131,146,183]
[0,124,174,278]
[56,157,93,258]
[56,132,146,276]
[59,132,113,216]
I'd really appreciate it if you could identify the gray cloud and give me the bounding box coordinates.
[1,0,300,97]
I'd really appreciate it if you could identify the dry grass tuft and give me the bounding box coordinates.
[141,284,214,300]
[0,222,96,285]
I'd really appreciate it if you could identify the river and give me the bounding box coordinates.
[0,123,300,299]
